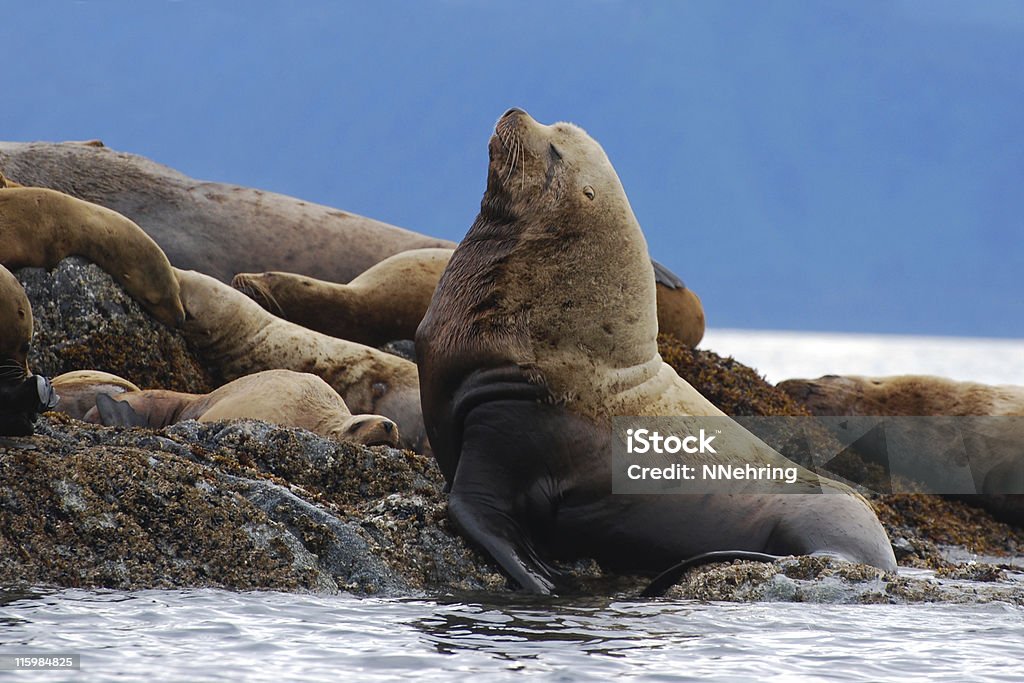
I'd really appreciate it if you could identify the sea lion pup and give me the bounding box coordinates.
[416,108,896,594]
[50,370,142,421]
[0,187,185,328]
[233,250,706,347]
[173,268,426,453]
[0,265,59,436]
[0,141,453,284]
[84,369,401,447]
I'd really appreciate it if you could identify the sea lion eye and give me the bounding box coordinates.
[583,185,595,200]
[548,143,562,161]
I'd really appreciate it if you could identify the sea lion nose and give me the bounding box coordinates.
[383,421,394,434]
[502,107,526,120]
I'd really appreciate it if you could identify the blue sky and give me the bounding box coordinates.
[3,1,1022,337]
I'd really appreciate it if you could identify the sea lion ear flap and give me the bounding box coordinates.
[95,393,149,428]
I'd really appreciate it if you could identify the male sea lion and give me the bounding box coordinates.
[416,108,895,593]
[0,265,59,436]
[173,268,426,452]
[779,374,1024,526]
[233,250,706,347]
[50,370,142,421]
[85,369,400,447]
[0,187,185,327]
[0,141,453,284]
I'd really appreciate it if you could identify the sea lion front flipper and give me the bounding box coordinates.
[447,397,569,595]
[94,393,149,428]
[448,490,556,594]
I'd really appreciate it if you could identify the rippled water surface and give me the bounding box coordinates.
[2,588,1023,682]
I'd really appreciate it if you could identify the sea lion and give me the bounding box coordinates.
[778,374,1024,417]
[85,369,400,447]
[0,141,453,284]
[416,108,896,593]
[232,250,706,347]
[0,187,185,328]
[50,370,142,421]
[0,264,33,382]
[0,265,59,436]
[173,268,426,453]
[779,374,1024,526]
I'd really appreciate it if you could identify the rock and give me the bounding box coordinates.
[0,414,500,594]
[18,258,215,393]
[660,555,1024,605]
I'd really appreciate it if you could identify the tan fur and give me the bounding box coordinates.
[85,369,400,447]
[232,248,453,346]
[51,370,141,420]
[174,268,425,452]
[778,374,1024,417]
[234,247,706,347]
[0,187,185,327]
[0,264,33,382]
[0,141,454,285]
[656,284,705,347]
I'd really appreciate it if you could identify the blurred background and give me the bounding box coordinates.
[3,1,1022,338]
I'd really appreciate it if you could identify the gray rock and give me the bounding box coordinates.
[18,257,215,392]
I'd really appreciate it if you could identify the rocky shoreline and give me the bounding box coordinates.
[2,259,1021,603]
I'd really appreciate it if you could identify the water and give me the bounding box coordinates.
[3,330,1023,681]
[2,589,1022,682]
[703,329,1024,386]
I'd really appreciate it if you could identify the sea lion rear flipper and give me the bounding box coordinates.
[95,393,149,428]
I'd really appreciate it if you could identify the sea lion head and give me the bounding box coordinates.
[230,272,287,316]
[118,256,186,328]
[0,266,34,381]
[484,108,637,241]
[333,414,401,448]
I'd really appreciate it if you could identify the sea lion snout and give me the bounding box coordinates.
[500,107,527,122]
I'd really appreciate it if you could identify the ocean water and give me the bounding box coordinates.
[3,331,1023,682]
[703,329,1024,386]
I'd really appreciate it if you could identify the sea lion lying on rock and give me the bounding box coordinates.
[233,250,706,348]
[0,265,58,436]
[0,187,185,328]
[416,108,896,594]
[85,369,400,447]
[173,268,426,453]
[780,374,1024,526]
[0,140,453,284]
